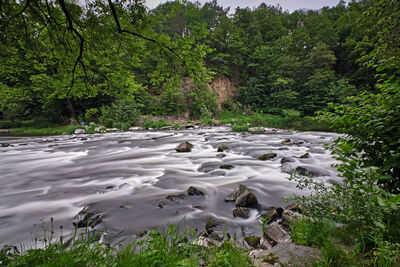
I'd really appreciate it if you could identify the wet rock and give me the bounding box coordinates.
[261,207,284,223]
[258,153,277,161]
[220,164,234,170]
[166,193,187,202]
[264,221,291,243]
[244,235,261,248]
[106,128,119,132]
[209,170,226,176]
[216,153,226,158]
[217,145,229,152]
[281,138,292,145]
[175,141,193,152]
[1,143,10,147]
[233,207,250,218]
[73,208,103,228]
[0,129,10,134]
[280,157,295,164]
[299,153,310,159]
[74,129,86,134]
[225,184,258,208]
[296,166,330,177]
[278,147,289,150]
[205,217,219,233]
[187,186,204,196]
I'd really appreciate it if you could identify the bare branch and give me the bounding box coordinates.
[58,0,85,97]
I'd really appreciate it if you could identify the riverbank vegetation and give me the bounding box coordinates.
[1,0,400,265]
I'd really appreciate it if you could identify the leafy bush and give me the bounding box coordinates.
[84,108,98,123]
[142,118,171,129]
[100,100,140,128]
[231,125,249,132]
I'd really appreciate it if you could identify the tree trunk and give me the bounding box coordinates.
[65,98,76,119]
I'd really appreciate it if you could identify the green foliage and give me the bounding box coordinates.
[100,100,140,128]
[1,224,251,267]
[231,125,249,132]
[84,108,98,123]
[142,118,171,129]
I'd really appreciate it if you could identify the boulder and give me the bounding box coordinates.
[261,207,284,223]
[175,141,193,152]
[258,153,277,161]
[220,164,234,170]
[281,138,292,145]
[166,193,187,202]
[225,184,258,208]
[217,145,229,152]
[73,208,103,228]
[233,207,250,218]
[74,128,86,134]
[280,157,295,164]
[263,221,291,243]
[205,217,219,233]
[296,166,330,177]
[285,202,304,213]
[244,236,261,248]
[282,210,304,224]
[299,153,310,159]
[187,186,204,196]
[1,143,10,147]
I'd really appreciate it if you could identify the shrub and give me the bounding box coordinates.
[100,100,140,128]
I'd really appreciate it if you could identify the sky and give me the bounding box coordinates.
[144,0,346,12]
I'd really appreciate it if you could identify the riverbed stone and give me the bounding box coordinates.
[1,143,10,147]
[220,164,234,170]
[225,184,258,209]
[74,128,86,134]
[261,207,284,223]
[299,152,310,158]
[217,145,229,152]
[264,221,291,243]
[280,157,295,164]
[175,141,193,152]
[166,193,187,202]
[187,186,204,196]
[216,153,226,158]
[281,138,292,145]
[258,153,277,161]
[73,208,103,228]
[233,207,250,218]
[244,235,261,248]
[205,217,219,233]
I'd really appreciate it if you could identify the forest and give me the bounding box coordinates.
[0,0,400,266]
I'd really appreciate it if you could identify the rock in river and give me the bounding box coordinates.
[187,186,204,196]
[233,207,250,218]
[175,141,193,152]
[73,208,103,228]
[225,184,258,208]
[258,153,277,161]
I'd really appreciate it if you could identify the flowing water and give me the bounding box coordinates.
[0,127,340,248]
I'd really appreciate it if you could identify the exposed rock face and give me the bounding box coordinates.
[225,184,258,208]
[73,208,103,228]
[233,207,250,218]
[208,76,237,109]
[175,141,193,152]
[258,153,278,161]
[187,186,204,196]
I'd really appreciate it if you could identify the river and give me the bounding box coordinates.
[0,127,340,248]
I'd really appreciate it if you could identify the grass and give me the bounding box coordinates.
[290,218,400,266]
[217,111,331,132]
[142,118,172,129]
[5,125,80,136]
[0,224,251,267]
